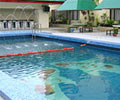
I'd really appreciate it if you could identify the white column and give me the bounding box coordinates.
[35,7,49,29]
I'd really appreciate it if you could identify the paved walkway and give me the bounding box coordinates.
[42,27,120,44]
[52,32,120,43]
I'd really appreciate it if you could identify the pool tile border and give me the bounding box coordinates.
[0,90,12,100]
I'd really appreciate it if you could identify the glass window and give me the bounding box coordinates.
[110,9,120,21]
[71,11,80,20]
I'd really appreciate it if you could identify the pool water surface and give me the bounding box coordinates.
[0,36,120,100]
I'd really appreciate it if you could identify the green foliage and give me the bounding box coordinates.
[86,21,92,27]
[62,18,68,24]
[67,27,71,32]
[106,19,114,27]
[57,13,65,20]
[49,16,55,23]
[113,27,118,34]
[118,20,120,25]
[101,13,108,25]
[96,17,100,26]
[57,13,68,24]
[67,20,71,25]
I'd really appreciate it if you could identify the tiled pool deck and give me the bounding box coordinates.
[53,32,120,43]
[42,27,120,43]
[37,27,120,49]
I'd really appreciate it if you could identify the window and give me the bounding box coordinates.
[51,10,80,23]
[110,9,120,21]
[71,11,80,20]
[53,10,68,20]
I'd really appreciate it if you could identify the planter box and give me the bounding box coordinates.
[97,26,113,32]
[51,24,69,28]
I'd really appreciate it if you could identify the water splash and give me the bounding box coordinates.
[1,5,35,21]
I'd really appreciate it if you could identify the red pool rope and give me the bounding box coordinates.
[80,44,86,47]
[0,47,74,58]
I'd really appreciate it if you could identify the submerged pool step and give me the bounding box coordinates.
[0,71,47,100]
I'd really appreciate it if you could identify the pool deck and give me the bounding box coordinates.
[52,32,120,43]
[41,27,120,43]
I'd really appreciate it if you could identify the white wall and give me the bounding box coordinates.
[0,3,49,28]
[35,8,49,28]
[0,9,35,20]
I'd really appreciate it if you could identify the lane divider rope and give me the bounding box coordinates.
[80,44,86,47]
[0,47,74,58]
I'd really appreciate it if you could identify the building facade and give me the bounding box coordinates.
[1,0,120,29]
[50,0,117,26]
[0,0,64,29]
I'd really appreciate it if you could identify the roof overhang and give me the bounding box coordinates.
[96,0,120,9]
[0,0,64,4]
[58,0,97,11]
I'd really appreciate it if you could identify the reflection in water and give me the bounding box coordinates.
[104,65,113,69]
[0,37,120,100]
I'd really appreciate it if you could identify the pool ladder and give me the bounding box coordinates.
[32,23,42,41]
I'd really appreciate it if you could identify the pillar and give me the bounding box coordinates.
[35,7,49,29]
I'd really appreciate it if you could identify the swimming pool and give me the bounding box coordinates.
[0,36,120,100]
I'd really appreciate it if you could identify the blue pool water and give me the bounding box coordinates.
[0,36,120,100]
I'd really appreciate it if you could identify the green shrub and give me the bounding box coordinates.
[106,19,114,27]
[96,17,100,26]
[62,18,68,24]
[118,20,120,25]
[57,13,65,20]
[113,27,118,34]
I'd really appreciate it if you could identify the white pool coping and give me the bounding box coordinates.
[52,32,120,43]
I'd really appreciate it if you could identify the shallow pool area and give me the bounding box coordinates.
[0,36,120,100]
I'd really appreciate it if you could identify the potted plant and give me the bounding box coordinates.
[113,28,118,37]
[106,19,114,27]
